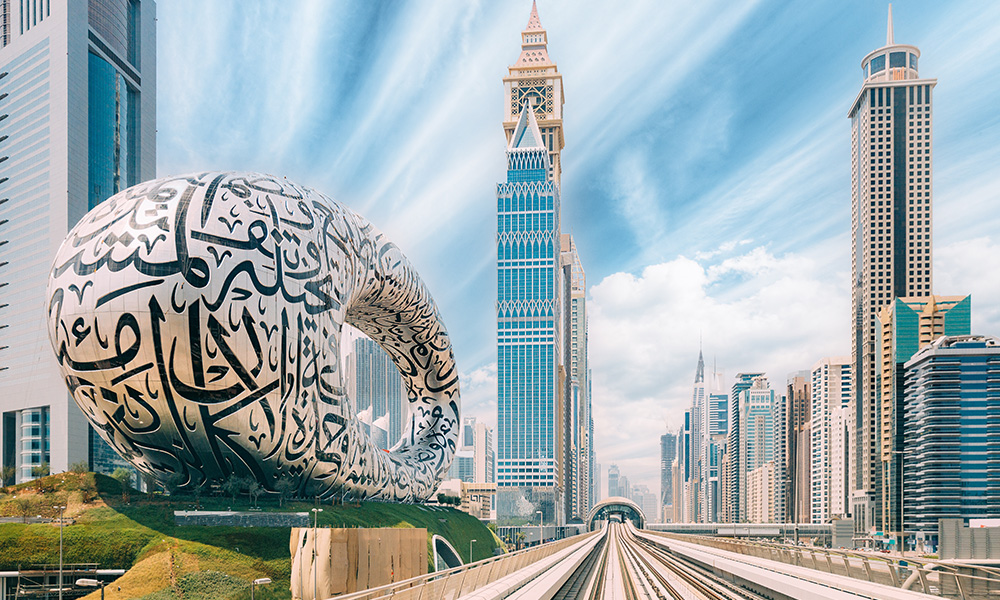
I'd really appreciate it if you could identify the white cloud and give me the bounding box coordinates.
[936,236,1000,336]
[588,245,849,495]
[459,362,498,431]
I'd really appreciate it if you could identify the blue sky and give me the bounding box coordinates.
[156,1,1000,494]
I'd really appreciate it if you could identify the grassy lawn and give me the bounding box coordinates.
[0,473,500,600]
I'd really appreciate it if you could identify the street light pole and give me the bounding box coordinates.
[311,508,323,600]
[58,505,65,600]
[536,510,543,546]
[76,579,104,600]
[469,539,476,564]
[251,577,271,600]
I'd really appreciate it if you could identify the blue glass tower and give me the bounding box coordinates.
[903,336,1000,538]
[496,102,561,523]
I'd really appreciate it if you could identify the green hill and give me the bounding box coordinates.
[0,472,500,600]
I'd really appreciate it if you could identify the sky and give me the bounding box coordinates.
[156,1,1000,497]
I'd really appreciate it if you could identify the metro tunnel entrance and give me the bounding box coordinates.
[587,496,646,531]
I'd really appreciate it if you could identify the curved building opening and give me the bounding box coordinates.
[587,496,646,531]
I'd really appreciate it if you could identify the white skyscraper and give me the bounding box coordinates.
[810,357,852,523]
[0,1,156,481]
[849,5,935,534]
[343,327,408,451]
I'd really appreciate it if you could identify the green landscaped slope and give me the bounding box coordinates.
[0,473,499,600]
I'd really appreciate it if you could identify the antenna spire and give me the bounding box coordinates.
[886,4,894,45]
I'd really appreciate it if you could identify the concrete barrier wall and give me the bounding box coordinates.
[173,510,309,527]
[939,518,1000,559]
[290,527,428,599]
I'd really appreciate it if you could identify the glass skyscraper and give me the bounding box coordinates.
[726,372,763,523]
[903,336,1000,534]
[878,295,970,541]
[0,0,156,482]
[496,2,588,526]
[496,99,561,523]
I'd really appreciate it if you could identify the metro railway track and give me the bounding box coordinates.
[557,521,769,600]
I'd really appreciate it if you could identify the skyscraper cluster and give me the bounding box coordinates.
[496,2,594,526]
[660,9,1000,553]
[0,0,156,483]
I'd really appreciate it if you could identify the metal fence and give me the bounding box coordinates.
[651,532,1000,600]
[333,530,599,600]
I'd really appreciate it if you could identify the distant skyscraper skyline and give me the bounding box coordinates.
[344,333,408,450]
[0,0,156,482]
[849,6,936,535]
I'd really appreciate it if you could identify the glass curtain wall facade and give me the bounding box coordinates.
[903,336,1000,533]
[849,8,936,535]
[496,102,561,524]
[0,0,155,483]
[726,372,763,522]
[739,376,774,523]
[878,295,970,541]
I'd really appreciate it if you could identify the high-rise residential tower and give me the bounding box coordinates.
[0,1,156,482]
[878,295,970,543]
[560,234,590,520]
[726,372,763,522]
[738,376,774,523]
[904,336,1000,535]
[786,371,811,523]
[848,6,936,535]
[607,464,620,498]
[810,358,852,524]
[502,1,564,186]
[660,431,677,522]
[343,331,408,451]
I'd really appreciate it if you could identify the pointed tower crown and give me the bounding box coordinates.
[886,4,894,45]
[516,1,551,66]
[860,4,920,84]
[694,350,705,384]
[509,100,546,151]
[506,101,551,178]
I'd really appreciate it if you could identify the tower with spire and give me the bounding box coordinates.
[503,1,566,185]
[848,4,937,539]
[496,96,563,523]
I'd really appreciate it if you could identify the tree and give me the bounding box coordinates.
[163,472,186,497]
[221,474,246,504]
[247,480,263,508]
[30,462,49,478]
[13,496,34,523]
[192,482,204,509]
[69,461,89,474]
[275,475,297,508]
[141,472,158,499]
[111,468,132,502]
[0,465,15,488]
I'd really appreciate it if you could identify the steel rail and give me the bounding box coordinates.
[622,522,768,600]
